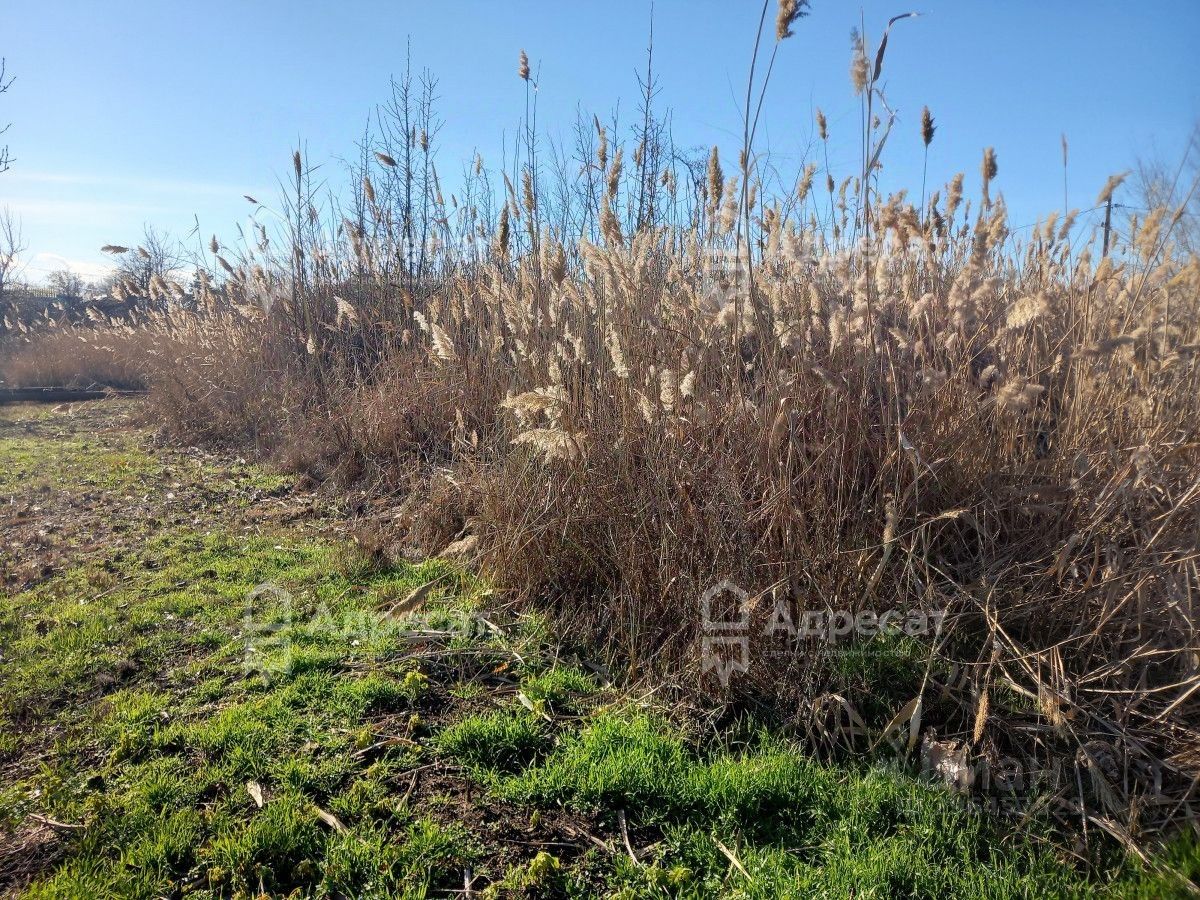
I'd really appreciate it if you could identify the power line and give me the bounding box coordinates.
[1114,203,1200,219]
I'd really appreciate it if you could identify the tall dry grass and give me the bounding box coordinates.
[7,6,1200,854]
[0,329,148,391]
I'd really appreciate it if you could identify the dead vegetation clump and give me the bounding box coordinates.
[0,327,150,391]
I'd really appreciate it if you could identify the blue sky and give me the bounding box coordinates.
[2,0,1197,282]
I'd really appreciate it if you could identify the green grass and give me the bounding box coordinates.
[0,520,483,898]
[0,435,160,493]
[438,709,552,772]
[521,665,598,709]
[440,707,1200,898]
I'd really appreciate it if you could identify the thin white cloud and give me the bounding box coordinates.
[2,170,276,285]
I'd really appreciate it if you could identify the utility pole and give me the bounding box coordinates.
[1102,195,1113,257]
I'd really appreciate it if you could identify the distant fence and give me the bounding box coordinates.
[2,286,61,303]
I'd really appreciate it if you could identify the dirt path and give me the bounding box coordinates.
[0,401,306,595]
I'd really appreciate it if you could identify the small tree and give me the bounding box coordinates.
[0,206,24,299]
[48,269,85,302]
[1132,120,1199,258]
[110,225,184,296]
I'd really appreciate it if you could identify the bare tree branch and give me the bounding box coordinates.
[1131,120,1200,257]
[0,58,13,174]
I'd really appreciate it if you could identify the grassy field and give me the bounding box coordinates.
[1,401,1196,898]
